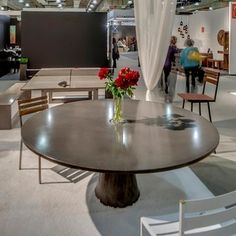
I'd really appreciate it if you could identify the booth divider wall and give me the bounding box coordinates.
[21,11,108,69]
[0,15,10,50]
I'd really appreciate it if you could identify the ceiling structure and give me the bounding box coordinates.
[0,0,231,12]
[177,0,231,14]
[0,0,132,10]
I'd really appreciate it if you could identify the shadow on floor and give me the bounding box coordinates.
[0,73,19,81]
[85,168,213,236]
[191,156,236,196]
[51,165,93,183]
[213,118,236,137]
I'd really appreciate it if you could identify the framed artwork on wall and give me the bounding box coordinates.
[232,3,236,19]
[10,25,16,44]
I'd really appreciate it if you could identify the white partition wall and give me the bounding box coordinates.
[229,2,236,74]
[173,8,229,60]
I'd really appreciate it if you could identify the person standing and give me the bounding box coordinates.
[112,38,119,69]
[163,36,178,94]
[180,39,200,93]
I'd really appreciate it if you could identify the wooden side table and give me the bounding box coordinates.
[213,60,223,70]
[207,59,223,70]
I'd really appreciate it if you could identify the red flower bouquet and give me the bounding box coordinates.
[98,67,140,123]
[98,67,140,98]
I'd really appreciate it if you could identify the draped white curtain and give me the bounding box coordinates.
[134,0,177,91]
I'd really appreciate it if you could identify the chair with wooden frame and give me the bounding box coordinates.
[18,95,48,184]
[140,190,236,236]
[178,69,220,122]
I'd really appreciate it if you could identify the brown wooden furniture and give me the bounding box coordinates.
[21,100,219,207]
[178,69,220,122]
[217,50,229,70]
[207,58,223,70]
[217,30,229,70]
[200,53,213,67]
[18,95,48,184]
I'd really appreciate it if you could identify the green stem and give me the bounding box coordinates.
[113,96,123,123]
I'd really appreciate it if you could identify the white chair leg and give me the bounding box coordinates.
[19,139,23,170]
[140,220,143,236]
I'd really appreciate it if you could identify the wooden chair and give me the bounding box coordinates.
[18,96,48,184]
[178,69,220,122]
[140,190,236,236]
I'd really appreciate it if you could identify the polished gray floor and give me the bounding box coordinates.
[0,52,236,236]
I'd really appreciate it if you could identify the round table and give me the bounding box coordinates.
[21,100,219,207]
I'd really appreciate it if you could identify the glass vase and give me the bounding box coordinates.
[112,96,123,123]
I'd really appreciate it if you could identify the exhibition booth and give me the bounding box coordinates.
[108,6,236,74]
[0,5,236,73]
[1,3,236,236]
[107,9,136,53]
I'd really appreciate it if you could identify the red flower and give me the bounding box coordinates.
[114,68,140,89]
[126,71,140,86]
[115,75,130,89]
[98,67,140,95]
[98,68,109,80]
[119,67,130,77]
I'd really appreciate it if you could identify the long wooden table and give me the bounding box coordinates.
[21,68,105,102]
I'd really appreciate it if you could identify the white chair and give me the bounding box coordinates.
[141,190,236,236]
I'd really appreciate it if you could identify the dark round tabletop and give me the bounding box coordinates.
[21,100,219,173]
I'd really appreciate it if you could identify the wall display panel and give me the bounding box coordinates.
[0,15,10,50]
[21,11,108,68]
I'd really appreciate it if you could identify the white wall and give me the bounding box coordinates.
[172,8,229,60]
[229,2,236,74]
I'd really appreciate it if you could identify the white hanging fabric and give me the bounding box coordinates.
[134,0,177,90]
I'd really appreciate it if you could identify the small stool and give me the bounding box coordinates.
[212,59,222,70]
[207,58,214,68]
[207,59,222,70]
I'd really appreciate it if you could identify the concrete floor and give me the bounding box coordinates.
[0,52,236,236]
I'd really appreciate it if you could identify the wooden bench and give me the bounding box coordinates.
[0,83,30,129]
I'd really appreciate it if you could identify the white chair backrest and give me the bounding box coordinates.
[179,191,236,236]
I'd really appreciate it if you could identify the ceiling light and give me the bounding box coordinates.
[58,3,62,7]
[19,0,24,3]
[180,6,184,9]
[194,2,199,6]
[90,4,94,8]
[128,0,132,4]
[209,7,213,10]
[0,6,4,10]
[25,3,29,7]
[92,0,97,4]
[88,8,91,11]
[230,92,236,96]
[56,0,61,3]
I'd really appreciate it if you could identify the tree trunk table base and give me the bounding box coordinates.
[95,173,140,208]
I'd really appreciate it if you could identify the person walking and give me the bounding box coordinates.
[163,36,178,94]
[180,39,200,93]
[112,38,119,69]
